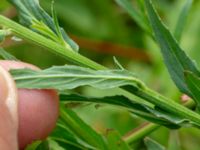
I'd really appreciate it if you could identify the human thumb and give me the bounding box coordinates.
[0,66,18,150]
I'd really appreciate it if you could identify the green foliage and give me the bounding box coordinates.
[8,0,78,51]
[144,0,200,104]
[9,65,200,128]
[10,65,144,90]
[1,0,200,149]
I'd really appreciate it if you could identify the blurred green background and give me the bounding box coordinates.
[1,0,200,149]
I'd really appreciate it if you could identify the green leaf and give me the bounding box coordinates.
[10,65,199,128]
[144,138,165,150]
[50,123,94,150]
[60,94,190,129]
[106,130,131,150]
[8,0,79,51]
[174,0,193,42]
[0,48,18,60]
[184,71,200,110]
[144,0,200,97]
[10,65,145,90]
[115,0,150,34]
[60,105,107,149]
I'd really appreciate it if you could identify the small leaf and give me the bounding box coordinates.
[144,0,200,97]
[8,0,79,51]
[144,138,165,150]
[0,48,18,60]
[174,0,193,42]
[106,130,131,150]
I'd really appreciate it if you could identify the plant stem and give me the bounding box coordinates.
[1,15,200,135]
[123,123,159,144]
[0,15,105,70]
[123,86,200,125]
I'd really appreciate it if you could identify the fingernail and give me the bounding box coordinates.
[0,66,18,125]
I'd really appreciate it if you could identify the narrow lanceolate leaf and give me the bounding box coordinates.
[0,48,18,60]
[144,0,200,97]
[8,0,79,51]
[10,65,146,90]
[184,71,200,110]
[50,123,93,150]
[144,138,165,150]
[60,105,107,149]
[115,0,151,34]
[174,0,193,42]
[60,94,190,129]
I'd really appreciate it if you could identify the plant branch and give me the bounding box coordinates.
[1,15,200,137]
[123,123,159,144]
[0,15,105,70]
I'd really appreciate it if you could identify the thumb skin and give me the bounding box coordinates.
[0,66,18,150]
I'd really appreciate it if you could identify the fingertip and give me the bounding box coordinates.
[0,66,18,125]
[0,66,18,149]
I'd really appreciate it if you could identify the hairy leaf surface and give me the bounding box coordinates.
[10,65,145,90]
